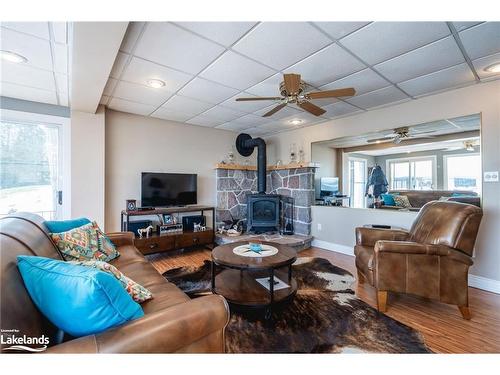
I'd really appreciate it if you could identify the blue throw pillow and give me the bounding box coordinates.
[381,193,396,206]
[451,193,476,198]
[17,255,144,337]
[45,217,91,233]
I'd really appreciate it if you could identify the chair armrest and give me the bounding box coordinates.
[355,227,409,247]
[374,241,473,265]
[46,294,230,353]
[106,231,135,247]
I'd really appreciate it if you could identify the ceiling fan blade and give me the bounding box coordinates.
[283,73,301,96]
[366,136,395,143]
[297,101,326,116]
[236,97,283,101]
[263,103,287,117]
[307,88,356,99]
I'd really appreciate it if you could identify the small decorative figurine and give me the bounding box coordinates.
[137,225,153,238]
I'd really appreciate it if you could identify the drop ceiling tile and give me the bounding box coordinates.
[186,115,224,127]
[160,95,214,116]
[313,22,370,40]
[452,22,483,32]
[52,43,68,74]
[322,101,362,118]
[119,22,145,53]
[278,111,327,126]
[110,52,130,79]
[253,104,302,119]
[177,77,239,104]
[341,22,450,65]
[459,22,500,59]
[220,92,277,113]
[215,121,251,132]
[150,108,194,122]
[231,113,272,127]
[346,85,409,109]
[0,28,53,70]
[374,36,464,83]
[200,106,247,122]
[0,82,57,105]
[320,68,390,96]
[1,22,50,39]
[472,52,500,80]
[52,23,67,44]
[55,73,68,94]
[108,97,157,116]
[257,121,292,132]
[134,22,225,74]
[200,51,275,90]
[113,80,174,106]
[245,73,284,97]
[232,22,331,70]
[1,62,55,91]
[244,127,268,136]
[121,57,193,91]
[103,78,117,96]
[284,44,365,87]
[175,22,257,47]
[398,63,475,97]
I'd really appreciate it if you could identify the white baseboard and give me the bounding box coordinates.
[312,239,500,295]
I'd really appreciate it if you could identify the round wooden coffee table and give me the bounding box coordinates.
[211,241,298,319]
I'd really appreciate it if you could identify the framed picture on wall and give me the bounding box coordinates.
[163,214,174,225]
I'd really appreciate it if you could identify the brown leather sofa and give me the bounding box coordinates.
[379,189,480,210]
[355,201,482,319]
[0,212,230,353]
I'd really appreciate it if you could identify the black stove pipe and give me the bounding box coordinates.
[235,133,267,194]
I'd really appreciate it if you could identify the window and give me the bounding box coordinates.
[444,154,481,194]
[387,156,436,190]
[348,158,367,208]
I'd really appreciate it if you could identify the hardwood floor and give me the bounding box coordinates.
[148,246,500,353]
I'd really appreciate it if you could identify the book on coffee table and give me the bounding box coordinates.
[255,276,290,291]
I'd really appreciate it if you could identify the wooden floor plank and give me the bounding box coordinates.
[147,246,500,353]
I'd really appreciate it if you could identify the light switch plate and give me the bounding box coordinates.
[484,171,499,182]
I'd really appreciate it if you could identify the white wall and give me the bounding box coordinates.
[70,106,106,226]
[104,109,240,232]
[265,80,500,284]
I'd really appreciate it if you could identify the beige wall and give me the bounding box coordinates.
[104,109,240,232]
[265,80,500,283]
[71,106,105,226]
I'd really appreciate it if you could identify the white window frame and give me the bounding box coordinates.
[348,156,368,208]
[385,155,437,191]
[443,152,481,193]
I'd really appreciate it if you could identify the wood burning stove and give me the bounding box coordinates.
[246,194,280,233]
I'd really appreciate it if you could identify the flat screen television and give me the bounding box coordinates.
[320,177,339,197]
[141,172,197,207]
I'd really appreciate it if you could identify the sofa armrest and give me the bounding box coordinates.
[355,227,409,247]
[46,294,230,353]
[374,241,473,265]
[106,231,135,247]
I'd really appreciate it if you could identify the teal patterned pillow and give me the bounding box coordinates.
[394,195,412,208]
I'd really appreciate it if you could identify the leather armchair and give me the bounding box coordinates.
[355,201,482,319]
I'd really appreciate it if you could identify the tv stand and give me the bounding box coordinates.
[120,205,215,255]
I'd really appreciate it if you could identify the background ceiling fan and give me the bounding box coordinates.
[235,73,356,117]
[367,127,438,144]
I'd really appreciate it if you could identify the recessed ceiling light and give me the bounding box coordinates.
[0,50,28,64]
[147,79,165,88]
[288,119,303,126]
[484,63,500,73]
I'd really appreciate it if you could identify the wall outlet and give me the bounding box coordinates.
[317,223,322,231]
[484,171,499,182]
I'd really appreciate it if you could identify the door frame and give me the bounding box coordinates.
[348,156,368,208]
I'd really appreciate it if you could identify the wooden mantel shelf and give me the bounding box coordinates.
[215,162,318,171]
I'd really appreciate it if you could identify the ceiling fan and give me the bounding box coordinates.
[367,127,438,144]
[235,73,356,117]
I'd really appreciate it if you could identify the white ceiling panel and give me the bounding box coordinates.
[103,78,118,96]
[200,51,275,90]
[0,81,57,104]
[108,97,157,116]
[200,106,246,122]
[459,22,500,60]
[110,52,130,79]
[134,22,225,74]
[219,93,277,113]
[1,62,56,91]
[341,22,450,65]
[398,63,475,97]
[113,80,174,106]
[230,113,272,127]
[452,22,483,32]
[175,22,257,47]
[346,85,409,109]
[322,101,363,118]
[52,23,67,44]
[121,57,193,91]
[253,104,302,119]
[257,121,293,132]
[278,111,327,126]
[284,44,366,86]
[160,94,214,115]
[52,42,68,74]
[177,77,239,104]
[150,108,194,122]
[313,22,370,40]
[472,52,500,80]
[319,68,390,96]
[232,22,331,70]
[245,73,284,97]
[186,114,224,127]
[0,27,53,70]
[244,127,269,136]
[374,36,464,83]
[1,22,50,40]
[119,22,145,53]
[215,121,251,132]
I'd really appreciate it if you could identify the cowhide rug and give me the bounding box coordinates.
[163,257,432,353]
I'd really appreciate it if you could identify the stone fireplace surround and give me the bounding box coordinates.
[215,164,316,235]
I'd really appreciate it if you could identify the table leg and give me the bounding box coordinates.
[211,261,216,293]
[120,213,124,231]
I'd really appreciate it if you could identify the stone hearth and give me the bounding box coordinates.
[215,165,316,235]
